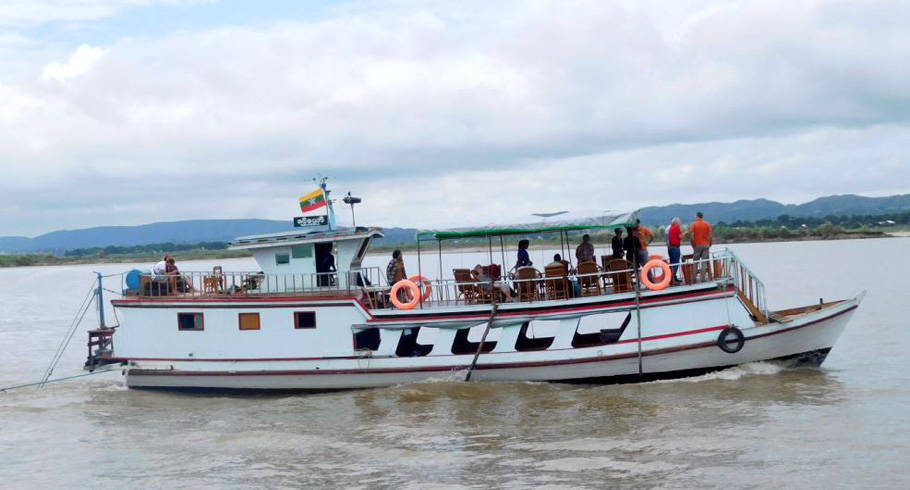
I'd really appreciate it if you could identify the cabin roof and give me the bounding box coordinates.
[416,211,639,241]
[229,227,383,250]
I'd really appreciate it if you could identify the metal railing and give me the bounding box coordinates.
[117,267,386,299]
[714,248,768,318]
[372,250,760,311]
[108,252,766,318]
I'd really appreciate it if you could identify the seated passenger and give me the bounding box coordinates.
[150,254,170,294]
[575,234,595,263]
[473,264,513,301]
[515,239,532,269]
[547,253,570,271]
[166,256,193,292]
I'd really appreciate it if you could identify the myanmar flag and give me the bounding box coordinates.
[299,188,327,213]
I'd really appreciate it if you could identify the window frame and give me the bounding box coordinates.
[238,312,261,331]
[275,253,290,265]
[294,311,317,329]
[177,312,204,331]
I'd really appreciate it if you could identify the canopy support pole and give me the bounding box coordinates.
[634,252,643,377]
[488,236,493,265]
[499,236,506,271]
[416,238,422,309]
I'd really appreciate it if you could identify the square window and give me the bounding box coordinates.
[275,253,290,265]
[177,312,204,331]
[291,244,313,259]
[238,313,261,331]
[294,311,316,329]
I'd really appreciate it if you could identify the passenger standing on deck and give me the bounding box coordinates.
[575,234,595,263]
[611,228,624,259]
[386,249,407,285]
[516,239,533,268]
[623,227,639,265]
[637,220,654,267]
[667,217,682,284]
[690,212,713,281]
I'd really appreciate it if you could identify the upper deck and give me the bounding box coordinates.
[111,248,769,324]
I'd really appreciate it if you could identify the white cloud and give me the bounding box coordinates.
[0,0,203,25]
[41,44,105,83]
[0,0,909,236]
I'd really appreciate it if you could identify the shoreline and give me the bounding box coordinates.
[1,232,900,268]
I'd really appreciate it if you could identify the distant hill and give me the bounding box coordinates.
[2,193,908,253]
[638,194,910,225]
[0,219,297,253]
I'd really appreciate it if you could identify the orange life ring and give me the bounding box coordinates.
[407,275,433,301]
[390,280,421,309]
[641,260,672,290]
[646,254,668,282]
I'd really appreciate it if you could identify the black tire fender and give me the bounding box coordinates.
[717,326,745,354]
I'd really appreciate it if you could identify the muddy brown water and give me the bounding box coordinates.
[1,238,908,488]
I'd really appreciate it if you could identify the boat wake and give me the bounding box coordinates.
[647,362,786,384]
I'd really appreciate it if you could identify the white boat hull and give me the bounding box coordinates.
[121,294,858,391]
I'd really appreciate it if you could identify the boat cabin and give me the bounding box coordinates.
[228,226,384,291]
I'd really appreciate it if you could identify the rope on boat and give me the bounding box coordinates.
[38,282,97,389]
[465,302,498,382]
[1,368,116,393]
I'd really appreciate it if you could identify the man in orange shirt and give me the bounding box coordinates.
[690,211,713,281]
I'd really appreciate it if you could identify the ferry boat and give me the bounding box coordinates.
[84,183,864,391]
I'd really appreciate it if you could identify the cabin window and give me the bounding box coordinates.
[238,313,261,331]
[295,311,317,329]
[177,312,204,331]
[353,329,381,351]
[396,327,434,357]
[354,238,371,262]
[291,244,313,259]
[275,253,290,265]
[572,312,632,348]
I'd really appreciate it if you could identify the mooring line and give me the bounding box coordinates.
[1,369,116,393]
[39,282,97,388]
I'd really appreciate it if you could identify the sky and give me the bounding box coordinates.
[0,0,908,237]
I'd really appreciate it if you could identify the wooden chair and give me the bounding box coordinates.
[471,269,507,303]
[605,259,633,293]
[515,266,541,302]
[680,254,694,284]
[203,266,224,294]
[544,264,570,301]
[577,261,602,297]
[453,268,481,304]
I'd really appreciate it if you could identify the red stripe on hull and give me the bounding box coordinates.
[125,305,856,378]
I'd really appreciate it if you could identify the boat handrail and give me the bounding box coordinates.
[109,253,766,317]
[116,266,385,299]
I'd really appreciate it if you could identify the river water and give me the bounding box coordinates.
[1,238,908,488]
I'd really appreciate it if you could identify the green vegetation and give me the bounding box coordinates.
[64,241,231,257]
[2,211,907,268]
[0,254,70,267]
[1,241,251,268]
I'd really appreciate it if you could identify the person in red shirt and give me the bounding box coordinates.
[690,211,713,281]
[667,217,682,284]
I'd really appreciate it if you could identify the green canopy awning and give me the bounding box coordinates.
[416,211,639,241]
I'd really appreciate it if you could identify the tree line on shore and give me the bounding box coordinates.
[2,210,907,267]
